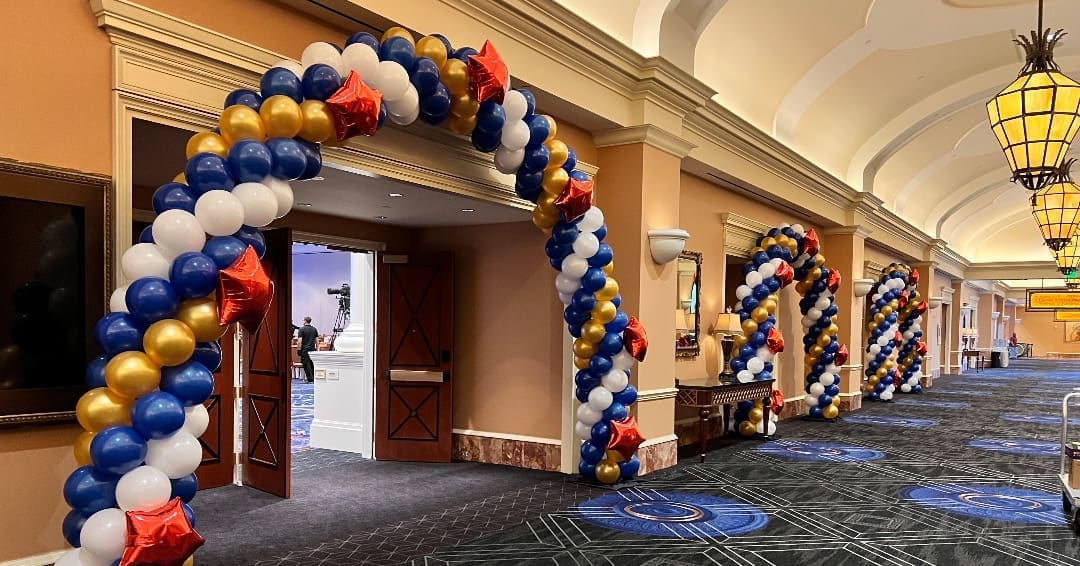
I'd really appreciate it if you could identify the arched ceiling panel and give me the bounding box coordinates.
[969,216,1055,262]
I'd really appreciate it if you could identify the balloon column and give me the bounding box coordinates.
[862,263,926,401]
[894,269,927,394]
[730,224,847,433]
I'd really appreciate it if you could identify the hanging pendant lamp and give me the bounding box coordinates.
[987,0,1080,190]
[1031,159,1080,251]
[1054,233,1080,276]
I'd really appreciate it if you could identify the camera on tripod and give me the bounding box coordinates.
[327,284,351,336]
[327,283,350,300]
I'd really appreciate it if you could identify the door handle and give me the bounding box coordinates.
[442,350,451,363]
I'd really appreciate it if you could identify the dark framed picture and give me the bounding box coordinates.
[0,160,109,426]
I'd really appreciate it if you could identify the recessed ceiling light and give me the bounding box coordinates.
[388,192,404,198]
[460,208,476,213]
[374,215,388,220]
[297,202,313,207]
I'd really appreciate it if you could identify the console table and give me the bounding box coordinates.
[675,377,775,463]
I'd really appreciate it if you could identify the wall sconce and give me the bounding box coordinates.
[991,311,1001,320]
[853,278,877,298]
[928,297,943,310]
[647,228,690,265]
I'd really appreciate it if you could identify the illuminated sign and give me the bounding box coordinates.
[1055,310,1080,322]
[1027,290,1080,311]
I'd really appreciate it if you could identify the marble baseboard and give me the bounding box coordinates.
[839,394,862,412]
[451,433,560,472]
[637,439,677,476]
[921,373,935,388]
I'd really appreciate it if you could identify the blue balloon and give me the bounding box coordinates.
[545,237,573,261]
[345,32,379,50]
[603,402,628,422]
[62,509,88,548]
[552,222,580,245]
[523,145,550,171]
[588,244,613,268]
[757,370,773,381]
[753,285,770,300]
[266,137,308,180]
[226,139,273,183]
[517,89,536,116]
[296,140,323,180]
[590,421,611,446]
[516,167,543,190]
[224,89,263,112]
[526,114,551,147]
[567,323,582,338]
[575,369,601,390]
[169,252,219,300]
[470,128,501,152]
[611,294,622,309]
[377,104,388,130]
[588,355,613,378]
[514,181,542,203]
[738,344,756,359]
[185,152,234,195]
[86,354,110,388]
[618,455,640,479]
[171,473,198,504]
[570,289,596,312]
[475,100,506,134]
[182,502,196,528]
[191,341,222,373]
[578,459,597,480]
[563,307,589,326]
[419,83,451,122]
[808,405,824,418]
[750,331,766,348]
[126,277,179,325]
[605,311,629,333]
[450,46,478,62]
[599,333,624,356]
[138,225,155,244]
[94,313,144,356]
[563,147,577,172]
[575,386,590,403]
[581,268,606,292]
[63,466,118,514]
[161,361,214,406]
[730,358,746,372]
[569,169,589,182]
[593,224,607,242]
[818,395,833,407]
[90,427,148,476]
[741,296,759,312]
[410,57,441,97]
[132,391,186,440]
[826,384,840,397]
[301,63,342,101]
[152,183,197,214]
[766,278,781,293]
[378,36,415,68]
[202,236,247,269]
[613,383,637,405]
[233,225,266,258]
[260,67,303,103]
[431,34,453,54]
[580,440,604,464]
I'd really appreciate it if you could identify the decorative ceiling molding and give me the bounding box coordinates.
[719,212,771,259]
[864,259,886,279]
[593,124,696,158]
[964,261,1061,280]
[822,225,874,239]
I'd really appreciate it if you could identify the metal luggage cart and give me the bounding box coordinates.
[1059,390,1080,529]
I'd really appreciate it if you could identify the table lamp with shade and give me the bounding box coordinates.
[714,309,743,379]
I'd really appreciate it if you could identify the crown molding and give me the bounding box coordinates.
[593,124,696,158]
[963,261,1060,280]
[864,259,886,279]
[823,225,874,239]
[720,212,773,259]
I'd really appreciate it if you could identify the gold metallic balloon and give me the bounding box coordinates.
[733,335,748,350]
[260,95,304,139]
[542,115,558,142]
[595,460,621,484]
[542,168,570,196]
[881,306,893,316]
[544,139,569,171]
[809,268,822,281]
[105,351,161,399]
[298,100,336,143]
[582,320,606,344]
[827,323,838,336]
[760,237,777,248]
[761,297,777,314]
[177,296,229,342]
[822,404,839,420]
[814,253,826,266]
[417,36,448,69]
[219,104,266,145]
[605,449,625,463]
[738,421,757,436]
[73,431,94,466]
[741,319,758,335]
[574,338,597,359]
[531,207,558,230]
[869,375,880,385]
[592,301,617,324]
[442,59,470,97]
[449,92,479,118]
[183,556,195,566]
[173,172,187,184]
[748,407,763,424]
[76,387,133,432]
[832,397,841,406]
[536,192,559,217]
[751,306,769,323]
[185,131,229,159]
[575,356,590,370]
[875,367,888,378]
[144,319,196,367]
[595,278,619,302]
[795,281,808,295]
[603,261,615,276]
[817,333,832,347]
[381,26,415,46]
[447,113,477,135]
[810,345,824,358]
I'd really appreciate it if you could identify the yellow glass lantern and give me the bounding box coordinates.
[987,27,1080,190]
[1031,159,1080,251]
[1054,233,1080,276]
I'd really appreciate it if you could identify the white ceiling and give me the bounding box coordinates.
[555,0,1080,263]
[132,119,528,227]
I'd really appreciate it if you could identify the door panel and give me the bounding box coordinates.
[241,228,291,497]
[196,326,235,489]
[375,254,454,462]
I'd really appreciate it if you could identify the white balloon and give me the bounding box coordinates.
[262,177,294,219]
[194,190,245,237]
[121,243,172,281]
[272,59,303,80]
[561,254,589,279]
[578,207,605,233]
[231,182,278,228]
[500,120,530,151]
[756,347,774,362]
[301,41,345,77]
[819,373,835,387]
[747,358,764,373]
[612,350,635,371]
[341,43,379,80]
[756,420,777,435]
[371,61,410,101]
[145,431,202,479]
[576,403,602,425]
[572,232,600,258]
[575,421,593,440]
[757,262,776,278]
[109,284,130,313]
[80,508,127,561]
[558,292,573,304]
[387,85,419,117]
[602,369,628,392]
[869,344,881,355]
[903,330,915,340]
[388,103,420,125]
[900,384,912,393]
[494,146,525,174]
[871,293,882,302]
[826,363,839,373]
[736,370,754,383]
[815,297,831,310]
[745,271,763,288]
[587,386,613,412]
[880,390,894,401]
[877,335,891,347]
[501,90,528,122]
[735,285,752,300]
[152,210,205,259]
[116,466,171,512]
[184,404,210,437]
[791,223,805,234]
[808,308,822,320]
[555,273,581,295]
[809,382,825,396]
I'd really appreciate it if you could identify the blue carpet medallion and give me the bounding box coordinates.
[843,414,937,428]
[929,389,992,396]
[755,440,884,462]
[967,438,1059,457]
[999,413,1080,426]
[577,490,769,538]
[899,484,1066,525]
[893,399,969,409]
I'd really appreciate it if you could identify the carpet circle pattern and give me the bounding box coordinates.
[1000,414,1080,426]
[843,414,938,428]
[967,438,1059,457]
[754,441,885,462]
[577,491,768,538]
[899,484,1066,525]
[893,399,969,409]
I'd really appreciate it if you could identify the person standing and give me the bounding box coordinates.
[298,316,318,383]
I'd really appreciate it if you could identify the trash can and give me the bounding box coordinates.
[990,350,1003,368]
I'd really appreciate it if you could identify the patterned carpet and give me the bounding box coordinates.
[292,380,314,453]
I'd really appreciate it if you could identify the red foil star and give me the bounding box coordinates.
[467,40,509,104]
[826,269,842,294]
[623,316,648,362]
[325,70,382,140]
[771,389,785,412]
[909,268,920,286]
[836,344,849,366]
[607,416,645,461]
[218,246,275,333]
[775,261,794,288]
[898,291,909,310]
[555,176,594,222]
[766,327,784,354]
[916,341,928,356]
[121,498,204,566]
[893,331,903,346]
[802,228,820,257]
[915,300,928,315]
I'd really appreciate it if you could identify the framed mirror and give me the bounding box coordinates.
[676,251,701,358]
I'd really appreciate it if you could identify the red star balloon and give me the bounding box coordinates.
[766,326,785,354]
[827,269,842,294]
[916,341,928,356]
[898,292,909,310]
[121,498,204,566]
[915,300,928,315]
[775,261,794,288]
[771,389,785,412]
[607,416,645,461]
[555,176,594,222]
[623,316,648,362]
[802,228,820,257]
[893,331,903,346]
[467,40,510,104]
[836,343,849,366]
[325,70,382,140]
[910,268,920,286]
[218,246,275,333]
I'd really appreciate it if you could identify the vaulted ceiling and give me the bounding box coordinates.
[554,0,1080,264]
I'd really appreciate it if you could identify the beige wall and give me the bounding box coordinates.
[1017,309,1080,356]
[863,244,903,276]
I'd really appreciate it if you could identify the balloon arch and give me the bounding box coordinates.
[58,28,648,565]
[862,263,928,401]
[729,225,849,436]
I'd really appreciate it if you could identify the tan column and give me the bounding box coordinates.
[594,126,694,474]
[978,291,994,348]
[950,279,964,374]
[821,226,870,412]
